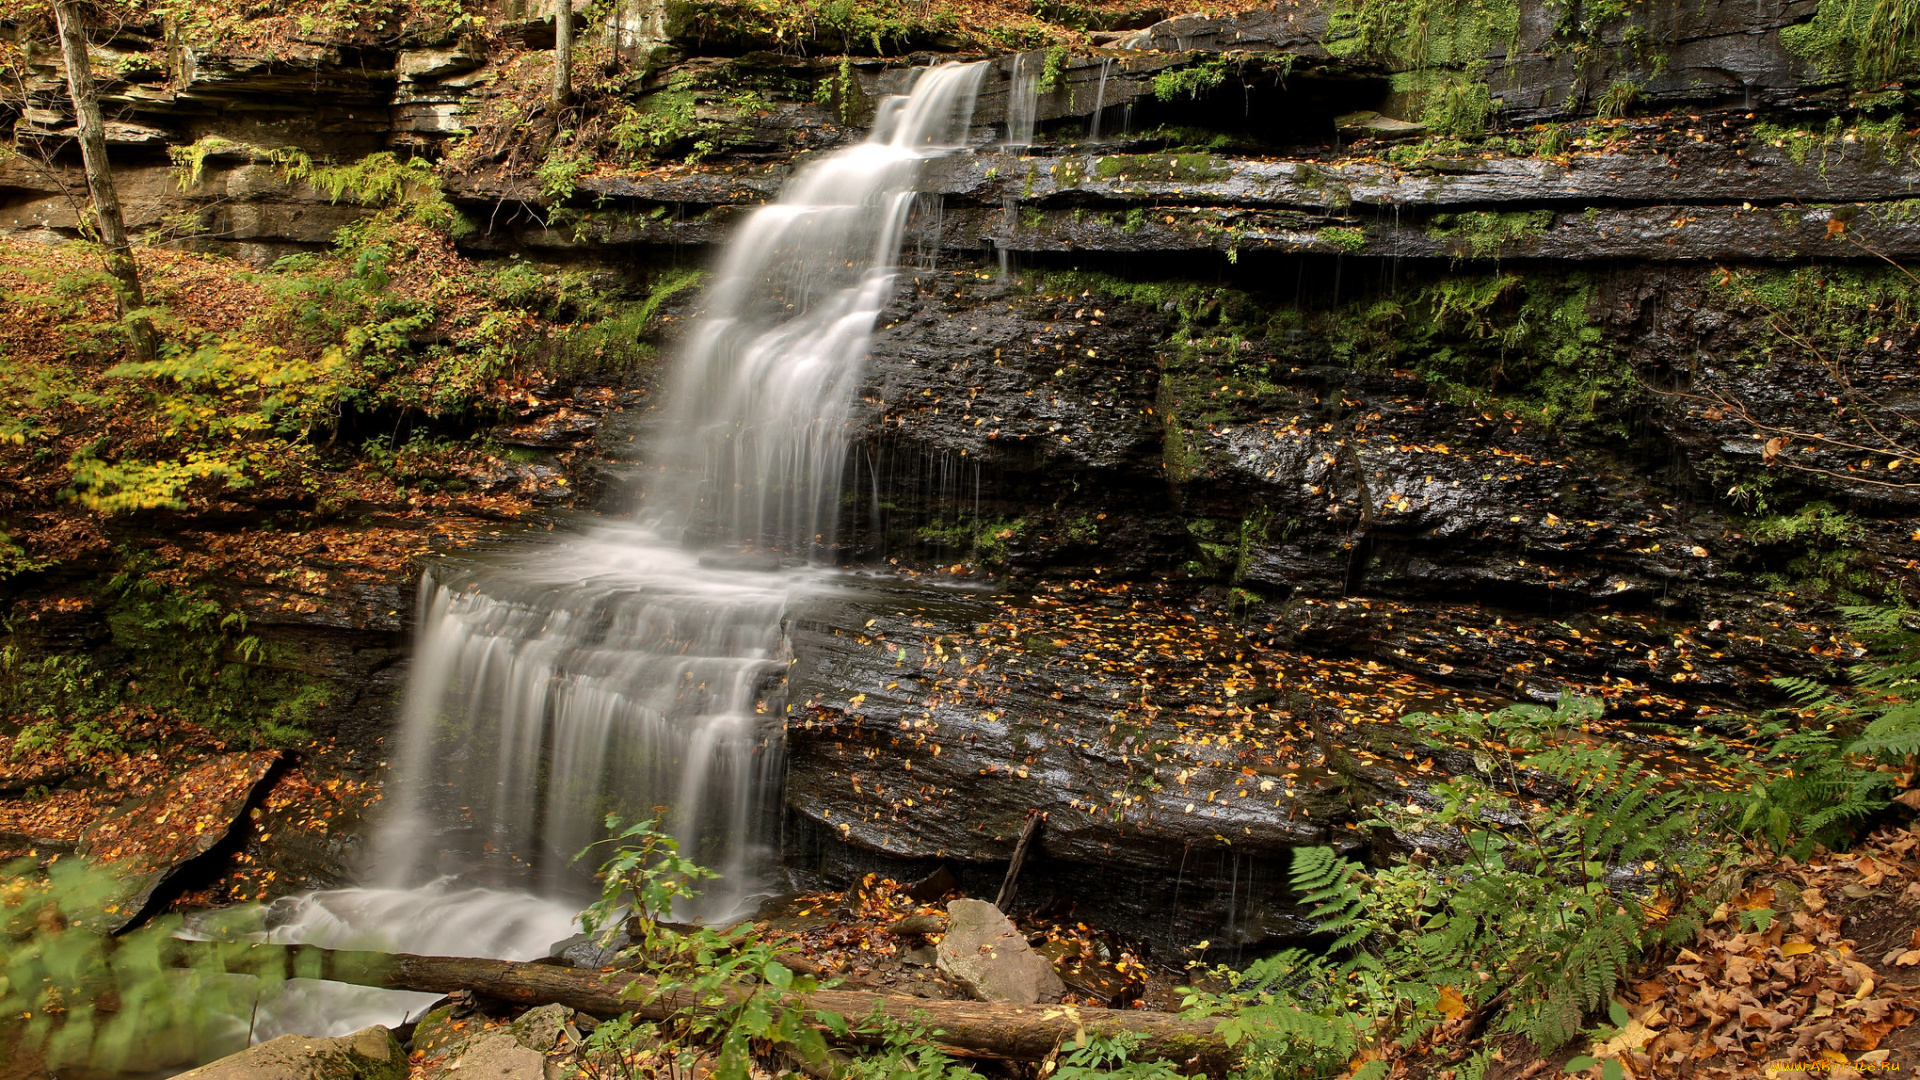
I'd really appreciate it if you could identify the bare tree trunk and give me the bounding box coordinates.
[551,0,573,111]
[224,944,1237,1074]
[52,0,156,362]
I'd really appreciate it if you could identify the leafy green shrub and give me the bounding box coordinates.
[279,149,471,236]
[1180,944,1379,1079]
[167,134,253,189]
[538,149,595,203]
[835,1009,985,1080]
[815,56,861,123]
[1325,0,1519,134]
[666,0,985,54]
[1,565,325,747]
[606,91,770,165]
[0,359,116,447]
[0,856,317,1074]
[0,651,118,725]
[576,816,839,1080]
[1326,272,1628,432]
[1594,78,1640,119]
[1424,209,1554,259]
[14,716,127,762]
[1745,503,1877,601]
[0,531,49,580]
[544,268,705,379]
[1050,1031,1195,1079]
[1038,44,1072,94]
[171,139,469,236]
[64,339,356,513]
[1323,226,1368,253]
[65,450,252,514]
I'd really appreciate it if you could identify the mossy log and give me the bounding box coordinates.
[236,945,1236,1073]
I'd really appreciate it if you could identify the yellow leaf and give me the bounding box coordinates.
[1436,985,1468,1021]
[1598,1016,1658,1056]
[1781,942,1816,956]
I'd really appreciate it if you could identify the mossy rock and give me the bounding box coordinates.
[174,1026,405,1080]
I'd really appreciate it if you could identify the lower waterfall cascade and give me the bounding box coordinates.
[258,60,990,1034]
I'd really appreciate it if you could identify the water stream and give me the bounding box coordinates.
[1087,58,1112,142]
[1005,51,1040,151]
[254,59,989,1038]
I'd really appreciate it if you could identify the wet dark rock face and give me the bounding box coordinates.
[782,582,1369,950]
[773,254,1915,949]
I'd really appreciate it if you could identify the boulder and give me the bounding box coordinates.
[508,1003,573,1053]
[934,899,1065,1006]
[1334,110,1428,140]
[412,1003,579,1079]
[173,1026,404,1080]
[442,1032,549,1078]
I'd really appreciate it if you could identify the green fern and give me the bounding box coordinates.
[1180,945,1375,1078]
[1704,606,1920,854]
[1291,846,1372,951]
[1305,697,1715,1052]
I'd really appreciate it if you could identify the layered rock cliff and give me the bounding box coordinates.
[4,0,1919,948]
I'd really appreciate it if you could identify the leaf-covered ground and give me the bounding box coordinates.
[1382,823,1920,1079]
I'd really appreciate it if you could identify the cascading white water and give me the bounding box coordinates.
[365,532,797,910]
[258,59,988,1034]
[1005,51,1040,151]
[1087,58,1113,142]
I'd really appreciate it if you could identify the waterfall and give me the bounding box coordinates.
[1087,57,1112,142]
[262,60,988,1030]
[365,534,797,909]
[1005,50,1040,151]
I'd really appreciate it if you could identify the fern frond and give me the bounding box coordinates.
[1291,846,1372,949]
[1772,674,1845,707]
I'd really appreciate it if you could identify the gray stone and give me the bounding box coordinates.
[548,929,629,968]
[445,1032,548,1079]
[1333,111,1428,140]
[174,1026,404,1080]
[102,120,171,145]
[509,1003,574,1053]
[396,46,485,80]
[934,899,1064,1006]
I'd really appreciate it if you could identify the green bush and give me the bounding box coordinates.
[574,816,839,1080]
[0,565,325,748]
[0,856,319,1074]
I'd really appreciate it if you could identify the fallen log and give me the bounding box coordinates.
[237,944,1235,1074]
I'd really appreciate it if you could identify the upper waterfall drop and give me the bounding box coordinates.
[279,61,988,976]
[644,61,986,555]
[1004,51,1040,152]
